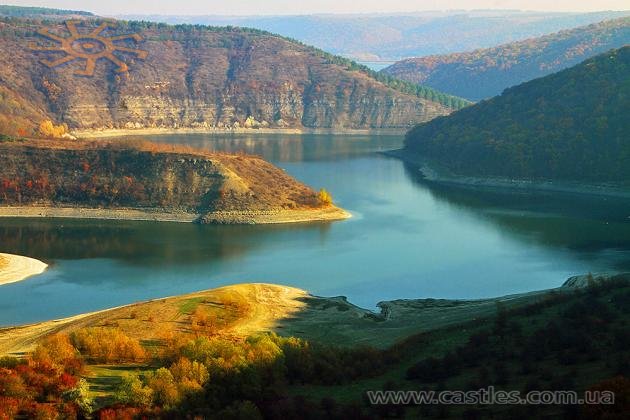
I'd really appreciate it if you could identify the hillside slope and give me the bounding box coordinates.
[403,47,630,185]
[0,139,349,223]
[0,17,460,137]
[383,17,630,101]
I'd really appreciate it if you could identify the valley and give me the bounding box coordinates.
[1,133,629,327]
[382,17,630,100]
[117,10,630,63]
[0,3,628,419]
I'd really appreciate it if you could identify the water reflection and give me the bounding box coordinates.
[120,133,402,162]
[401,161,630,270]
[1,133,629,325]
[0,218,333,267]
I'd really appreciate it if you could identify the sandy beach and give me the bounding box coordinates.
[0,253,48,287]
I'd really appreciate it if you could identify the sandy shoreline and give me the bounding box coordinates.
[202,207,352,224]
[0,206,199,223]
[0,205,351,225]
[72,127,407,139]
[0,253,47,287]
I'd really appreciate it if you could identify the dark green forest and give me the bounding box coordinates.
[404,46,630,184]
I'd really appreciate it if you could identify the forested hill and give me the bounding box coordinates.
[404,47,630,184]
[382,17,630,101]
[0,5,93,18]
[0,17,465,137]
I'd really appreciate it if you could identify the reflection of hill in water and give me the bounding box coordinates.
[0,219,331,266]
[123,133,403,163]
[402,162,630,270]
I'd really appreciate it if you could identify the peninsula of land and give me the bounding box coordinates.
[0,253,47,287]
[0,139,350,225]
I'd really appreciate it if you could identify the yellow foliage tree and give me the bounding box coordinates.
[146,368,180,408]
[39,119,68,138]
[31,333,79,369]
[169,357,209,388]
[71,327,146,363]
[317,188,333,206]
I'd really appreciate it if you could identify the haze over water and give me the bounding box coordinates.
[1,133,629,326]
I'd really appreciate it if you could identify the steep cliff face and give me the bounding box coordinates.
[0,18,453,136]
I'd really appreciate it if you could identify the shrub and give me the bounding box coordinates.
[0,361,83,417]
[71,328,145,363]
[191,306,216,333]
[317,188,333,206]
[0,356,25,369]
[114,374,153,407]
[38,119,67,138]
[169,357,209,388]
[0,396,19,419]
[31,334,83,374]
[62,378,93,416]
[146,368,180,408]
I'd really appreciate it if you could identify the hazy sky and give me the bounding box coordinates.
[5,0,629,15]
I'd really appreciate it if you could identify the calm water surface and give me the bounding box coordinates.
[1,134,630,325]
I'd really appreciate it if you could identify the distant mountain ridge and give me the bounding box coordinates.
[0,16,465,137]
[0,5,93,17]
[119,10,630,62]
[382,17,630,101]
[403,47,630,185]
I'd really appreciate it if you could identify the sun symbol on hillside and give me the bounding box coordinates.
[29,20,148,76]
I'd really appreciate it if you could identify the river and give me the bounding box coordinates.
[1,133,629,325]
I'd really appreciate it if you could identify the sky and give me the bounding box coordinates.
[4,0,629,16]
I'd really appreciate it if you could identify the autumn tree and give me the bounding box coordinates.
[318,188,333,206]
[38,119,68,138]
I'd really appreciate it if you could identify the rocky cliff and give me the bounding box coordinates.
[0,17,455,136]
